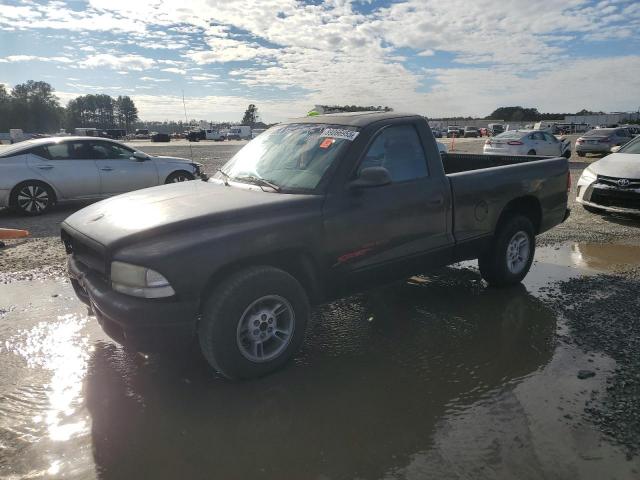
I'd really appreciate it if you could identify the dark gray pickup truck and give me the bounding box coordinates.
[62,112,570,379]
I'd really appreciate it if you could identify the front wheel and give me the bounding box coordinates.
[198,266,310,379]
[478,215,536,287]
[165,171,195,183]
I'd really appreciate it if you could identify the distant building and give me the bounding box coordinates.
[564,112,639,127]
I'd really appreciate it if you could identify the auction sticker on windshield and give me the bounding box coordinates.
[320,128,359,141]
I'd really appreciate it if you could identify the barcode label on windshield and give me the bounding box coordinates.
[320,128,359,141]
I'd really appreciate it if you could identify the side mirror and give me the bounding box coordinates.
[610,145,621,153]
[132,151,148,161]
[349,167,392,189]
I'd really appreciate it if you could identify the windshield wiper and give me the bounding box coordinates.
[233,175,281,192]
[216,168,231,186]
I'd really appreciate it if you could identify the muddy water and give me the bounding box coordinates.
[1,245,639,479]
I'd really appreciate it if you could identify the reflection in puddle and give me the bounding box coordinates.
[537,242,640,272]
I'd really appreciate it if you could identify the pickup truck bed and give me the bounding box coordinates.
[62,111,570,379]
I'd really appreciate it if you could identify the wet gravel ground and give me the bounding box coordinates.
[544,273,640,459]
[2,139,640,477]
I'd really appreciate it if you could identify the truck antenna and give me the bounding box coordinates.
[182,89,194,161]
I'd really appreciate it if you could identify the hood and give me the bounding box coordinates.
[588,153,640,179]
[62,181,319,248]
[150,155,192,164]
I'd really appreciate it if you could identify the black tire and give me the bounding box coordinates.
[198,266,310,380]
[165,171,195,183]
[478,215,536,287]
[563,150,571,159]
[577,152,586,157]
[10,181,55,216]
[527,149,536,156]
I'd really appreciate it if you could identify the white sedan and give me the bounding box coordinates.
[0,137,203,215]
[484,130,571,158]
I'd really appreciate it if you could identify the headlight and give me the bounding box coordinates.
[580,168,597,183]
[110,261,175,298]
[190,162,203,175]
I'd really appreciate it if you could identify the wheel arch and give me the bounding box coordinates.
[9,179,58,207]
[164,169,195,183]
[496,195,542,234]
[198,249,324,313]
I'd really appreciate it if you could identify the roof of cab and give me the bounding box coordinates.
[284,111,422,127]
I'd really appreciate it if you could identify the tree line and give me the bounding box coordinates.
[485,106,610,122]
[0,80,139,133]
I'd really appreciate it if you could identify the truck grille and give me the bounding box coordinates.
[62,231,107,276]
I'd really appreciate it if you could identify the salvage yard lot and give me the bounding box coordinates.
[1,139,640,478]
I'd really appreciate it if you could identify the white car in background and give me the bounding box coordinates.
[0,137,203,215]
[577,136,640,214]
[484,130,571,158]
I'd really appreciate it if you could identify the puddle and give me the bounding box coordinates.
[0,254,638,478]
[536,242,640,272]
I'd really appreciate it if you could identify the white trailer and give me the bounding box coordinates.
[227,126,252,140]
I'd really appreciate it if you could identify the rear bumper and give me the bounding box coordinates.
[575,144,611,153]
[68,255,199,352]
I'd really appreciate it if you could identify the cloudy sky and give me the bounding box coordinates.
[1,0,639,122]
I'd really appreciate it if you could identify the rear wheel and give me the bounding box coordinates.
[198,266,310,379]
[478,215,535,287]
[577,152,586,157]
[527,149,536,156]
[11,181,55,216]
[165,171,195,183]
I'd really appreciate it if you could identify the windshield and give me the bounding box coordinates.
[218,123,358,192]
[619,136,640,154]
[0,140,38,158]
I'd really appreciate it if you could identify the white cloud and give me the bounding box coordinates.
[2,0,640,121]
[162,67,187,75]
[140,76,171,82]
[0,55,73,64]
[80,53,155,71]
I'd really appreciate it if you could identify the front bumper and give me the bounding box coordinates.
[68,255,199,352]
[576,178,640,214]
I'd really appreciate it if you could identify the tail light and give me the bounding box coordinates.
[507,141,524,145]
[598,137,611,143]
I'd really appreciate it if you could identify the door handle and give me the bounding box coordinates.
[37,165,54,170]
[427,196,444,206]
[100,166,114,171]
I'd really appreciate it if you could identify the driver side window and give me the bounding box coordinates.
[358,125,428,182]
